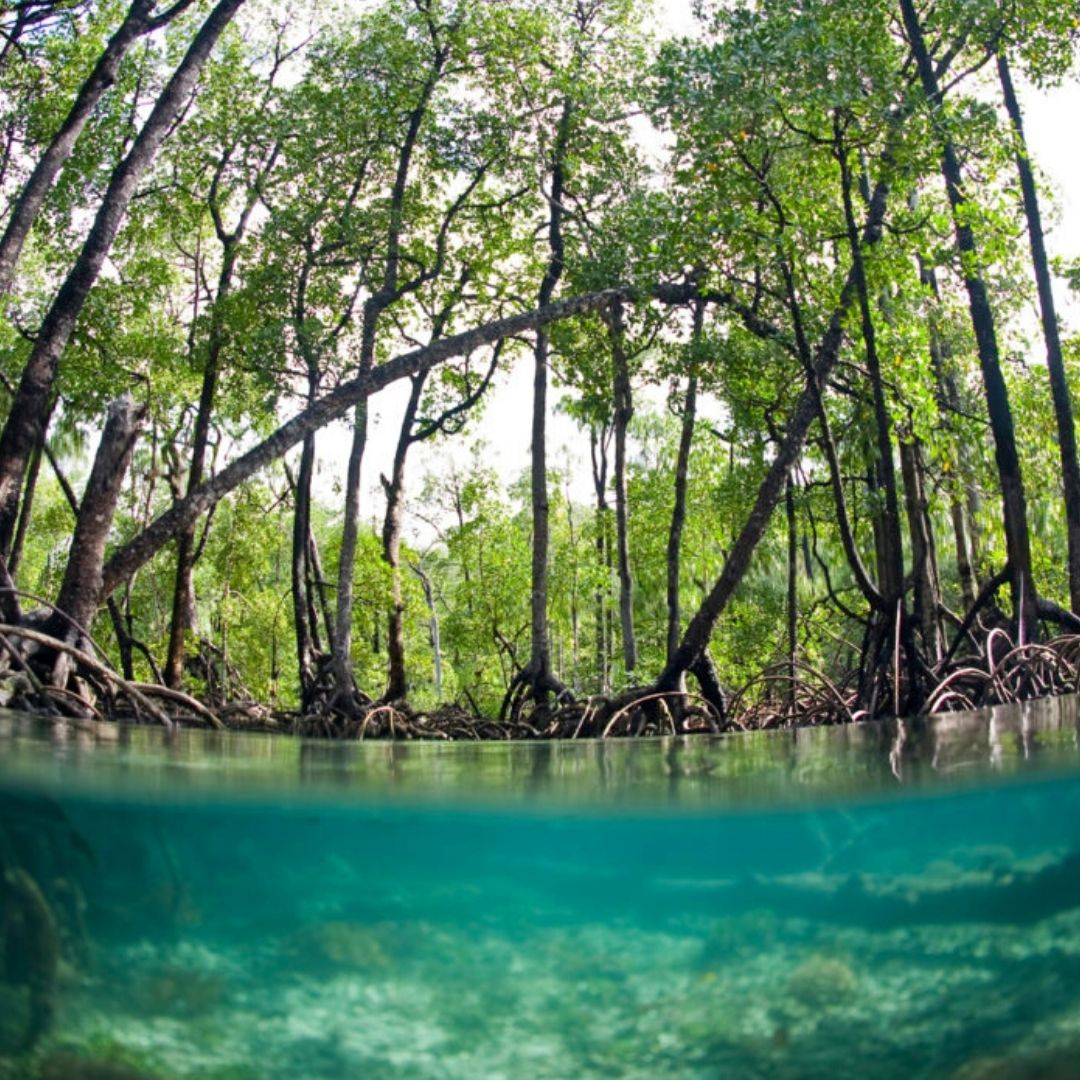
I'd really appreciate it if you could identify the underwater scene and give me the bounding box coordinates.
[4,701,1080,1078]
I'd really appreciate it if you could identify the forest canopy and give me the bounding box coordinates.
[1,0,1079,736]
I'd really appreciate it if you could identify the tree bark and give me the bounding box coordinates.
[382,372,425,701]
[409,559,442,700]
[0,0,245,554]
[46,395,145,682]
[785,471,798,705]
[8,431,45,578]
[290,435,318,702]
[590,423,611,693]
[666,303,701,672]
[900,0,1037,641]
[997,50,1080,613]
[606,298,636,677]
[900,435,944,662]
[164,239,241,688]
[837,133,905,608]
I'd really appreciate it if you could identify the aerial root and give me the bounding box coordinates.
[3,614,1079,740]
[922,634,1080,715]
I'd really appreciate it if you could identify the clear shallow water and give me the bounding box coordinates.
[3,702,1080,1078]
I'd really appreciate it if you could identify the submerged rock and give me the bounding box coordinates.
[281,921,389,973]
[131,966,228,1017]
[785,954,858,1010]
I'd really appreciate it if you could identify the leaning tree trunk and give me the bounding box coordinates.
[998,50,1080,614]
[656,176,891,693]
[901,0,1038,642]
[0,0,196,294]
[46,395,145,685]
[0,0,246,557]
[98,287,642,601]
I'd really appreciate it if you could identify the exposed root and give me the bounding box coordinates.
[2,603,1080,741]
[498,660,573,726]
[0,623,173,728]
[923,633,1080,715]
[599,691,724,738]
[130,682,224,730]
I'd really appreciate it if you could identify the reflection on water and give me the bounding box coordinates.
[1,694,1079,808]
[1,699,1080,1077]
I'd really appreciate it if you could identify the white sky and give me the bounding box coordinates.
[309,2,1080,547]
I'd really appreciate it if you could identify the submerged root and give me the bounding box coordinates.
[0,866,61,1051]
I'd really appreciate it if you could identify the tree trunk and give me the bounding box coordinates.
[606,298,637,677]
[523,96,572,708]
[785,471,798,705]
[900,0,1037,641]
[46,395,145,682]
[0,0,245,552]
[382,372,425,702]
[332,338,371,700]
[290,435,318,703]
[900,435,944,662]
[529,323,554,694]
[8,436,43,577]
[998,50,1080,613]
[657,176,891,691]
[838,137,905,607]
[0,0,195,293]
[920,257,979,609]
[164,241,239,688]
[666,306,701,673]
[564,480,580,692]
[410,560,442,700]
[307,527,334,649]
[331,57,444,705]
[590,423,610,694]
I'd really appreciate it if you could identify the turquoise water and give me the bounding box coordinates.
[4,702,1080,1078]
